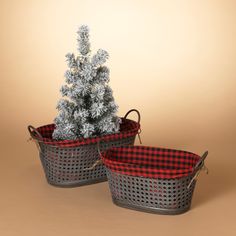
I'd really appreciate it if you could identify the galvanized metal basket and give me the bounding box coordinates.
[101,146,208,215]
[28,109,141,187]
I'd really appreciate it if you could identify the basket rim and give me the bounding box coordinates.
[30,118,140,147]
[103,145,199,157]
[102,145,202,179]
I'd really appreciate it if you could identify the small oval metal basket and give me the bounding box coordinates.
[27,109,141,187]
[101,146,208,215]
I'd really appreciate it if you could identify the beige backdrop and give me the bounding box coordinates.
[0,0,235,235]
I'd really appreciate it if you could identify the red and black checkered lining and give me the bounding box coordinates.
[102,146,200,179]
[32,118,140,147]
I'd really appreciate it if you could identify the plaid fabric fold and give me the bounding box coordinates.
[31,118,140,147]
[102,146,200,179]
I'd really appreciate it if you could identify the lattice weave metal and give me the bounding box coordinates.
[39,136,135,187]
[107,169,196,214]
[102,146,208,214]
[28,109,141,187]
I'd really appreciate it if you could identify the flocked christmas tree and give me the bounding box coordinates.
[52,25,121,140]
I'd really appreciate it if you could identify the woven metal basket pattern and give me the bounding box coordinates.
[38,136,136,187]
[28,109,141,187]
[106,169,196,215]
[102,146,208,214]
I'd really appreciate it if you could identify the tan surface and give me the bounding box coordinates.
[1,0,236,235]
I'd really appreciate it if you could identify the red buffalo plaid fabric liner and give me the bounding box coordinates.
[32,118,140,147]
[102,146,200,179]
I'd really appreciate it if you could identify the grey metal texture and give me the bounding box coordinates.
[38,136,136,187]
[106,169,197,215]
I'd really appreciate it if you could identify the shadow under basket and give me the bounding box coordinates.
[102,146,208,215]
[28,109,141,187]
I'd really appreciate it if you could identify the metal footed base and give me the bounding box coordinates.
[47,177,107,188]
[112,198,191,215]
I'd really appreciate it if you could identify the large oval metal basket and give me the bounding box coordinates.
[101,146,208,215]
[28,109,141,187]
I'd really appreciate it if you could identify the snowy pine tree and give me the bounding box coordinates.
[52,25,121,140]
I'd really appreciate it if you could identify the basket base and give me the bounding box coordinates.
[47,177,107,188]
[112,198,191,215]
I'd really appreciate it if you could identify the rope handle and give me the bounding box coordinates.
[27,125,43,153]
[83,139,132,171]
[124,109,141,124]
[124,109,142,144]
[187,151,209,189]
[193,151,208,171]
[28,125,43,139]
[83,141,103,171]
